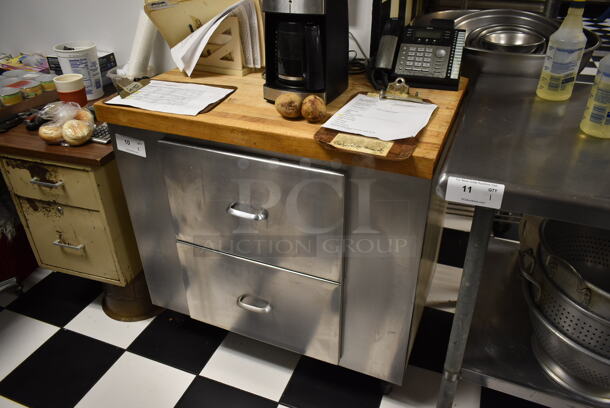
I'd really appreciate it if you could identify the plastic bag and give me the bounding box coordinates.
[39,101,82,124]
[38,102,95,145]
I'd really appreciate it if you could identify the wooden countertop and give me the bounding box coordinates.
[95,70,468,179]
[0,125,114,167]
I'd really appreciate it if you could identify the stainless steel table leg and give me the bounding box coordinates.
[437,206,494,408]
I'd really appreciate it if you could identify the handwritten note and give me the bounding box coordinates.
[330,133,393,157]
[323,94,437,141]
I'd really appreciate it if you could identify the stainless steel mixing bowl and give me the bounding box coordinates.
[413,9,601,77]
[480,30,546,53]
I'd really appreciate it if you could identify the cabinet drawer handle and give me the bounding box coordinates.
[237,295,272,314]
[227,202,268,221]
[30,177,64,188]
[53,240,84,250]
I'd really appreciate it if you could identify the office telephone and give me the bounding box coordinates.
[371,19,466,91]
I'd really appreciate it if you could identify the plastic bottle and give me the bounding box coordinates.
[536,0,587,101]
[580,54,610,138]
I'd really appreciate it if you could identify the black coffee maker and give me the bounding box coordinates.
[263,0,348,103]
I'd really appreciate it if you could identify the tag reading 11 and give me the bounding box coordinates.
[445,176,505,209]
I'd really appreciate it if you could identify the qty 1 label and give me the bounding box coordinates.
[445,176,505,209]
[116,134,146,158]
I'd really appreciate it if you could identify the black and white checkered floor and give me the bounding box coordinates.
[0,266,539,408]
[577,17,610,84]
[0,16,608,408]
[0,207,543,408]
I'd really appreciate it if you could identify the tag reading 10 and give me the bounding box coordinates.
[116,134,146,158]
[445,176,505,209]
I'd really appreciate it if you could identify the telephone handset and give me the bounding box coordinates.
[370,19,466,91]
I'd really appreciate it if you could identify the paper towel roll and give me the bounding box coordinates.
[127,10,157,79]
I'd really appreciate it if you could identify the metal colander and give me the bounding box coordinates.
[537,276,610,359]
[524,281,610,401]
[541,220,610,295]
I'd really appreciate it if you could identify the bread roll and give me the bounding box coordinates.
[62,120,93,146]
[74,108,94,123]
[38,124,63,144]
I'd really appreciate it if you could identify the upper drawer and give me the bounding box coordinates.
[177,241,341,364]
[2,158,99,210]
[161,140,345,282]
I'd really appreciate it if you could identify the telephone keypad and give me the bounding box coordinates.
[395,43,451,78]
[392,27,465,88]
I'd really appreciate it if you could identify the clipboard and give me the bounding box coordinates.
[104,81,237,115]
[314,92,434,161]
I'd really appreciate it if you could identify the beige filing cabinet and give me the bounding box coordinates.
[0,127,141,287]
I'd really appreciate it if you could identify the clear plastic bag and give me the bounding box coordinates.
[38,102,95,145]
[39,101,82,124]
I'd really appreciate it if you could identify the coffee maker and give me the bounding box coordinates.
[262,0,348,103]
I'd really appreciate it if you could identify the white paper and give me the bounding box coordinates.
[116,134,146,158]
[170,0,261,77]
[445,176,505,209]
[105,80,234,116]
[322,94,438,141]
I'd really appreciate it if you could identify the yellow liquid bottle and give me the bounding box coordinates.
[536,1,587,101]
[580,54,610,138]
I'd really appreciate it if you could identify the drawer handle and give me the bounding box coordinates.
[237,295,272,314]
[53,240,85,251]
[227,202,268,221]
[30,177,64,188]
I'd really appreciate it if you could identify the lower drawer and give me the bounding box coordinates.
[176,241,341,364]
[19,198,119,282]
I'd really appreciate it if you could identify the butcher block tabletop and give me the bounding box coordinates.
[95,70,468,179]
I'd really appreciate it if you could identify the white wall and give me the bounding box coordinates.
[0,0,373,72]
[349,0,374,59]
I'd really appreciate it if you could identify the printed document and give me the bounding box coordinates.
[323,94,438,141]
[105,80,234,116]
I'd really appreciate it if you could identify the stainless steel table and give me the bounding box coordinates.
[435,74,610,407]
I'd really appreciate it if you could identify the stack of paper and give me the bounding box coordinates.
[171,0,261,77]
[105,80,234,116]
[323,94,438,141]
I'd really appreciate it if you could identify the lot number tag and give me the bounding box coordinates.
[446,176,505,209]
[116,134,146,158]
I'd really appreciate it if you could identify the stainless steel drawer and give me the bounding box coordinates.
[177,241,341,364]
[161,140,345,282]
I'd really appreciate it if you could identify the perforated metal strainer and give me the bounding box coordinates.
[524,280,610,403]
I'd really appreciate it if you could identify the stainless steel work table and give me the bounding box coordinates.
[435,74,610,407]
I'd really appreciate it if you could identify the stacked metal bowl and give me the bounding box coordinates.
[414,9,600,77]
[520,217,610,404]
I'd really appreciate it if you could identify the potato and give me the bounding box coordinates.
[275,93,303,119]
[301,95,327,123]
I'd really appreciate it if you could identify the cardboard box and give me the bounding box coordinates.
[47,51,117,86]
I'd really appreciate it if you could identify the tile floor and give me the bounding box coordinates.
[0,242,543,408]
[576,17,610,84]
[0,270,493,408]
